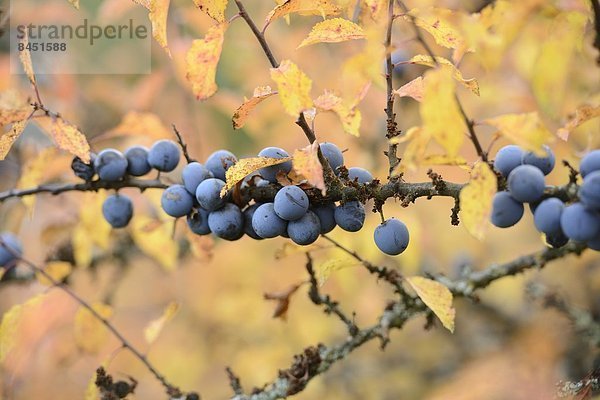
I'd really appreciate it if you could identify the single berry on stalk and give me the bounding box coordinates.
[374,218,410,256]
[102,194,134,228]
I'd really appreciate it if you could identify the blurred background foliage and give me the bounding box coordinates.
[0,0,599,399]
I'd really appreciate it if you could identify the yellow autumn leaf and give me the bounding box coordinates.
[67,0,79,9]
[105,111,172,140]
[221,156,292,196]
[18,33,36,85]
[422,154,468,166]
[317,256,356,286]
[297,18,365,48]
[270,60,313,117]
[48,118,91,163]
[557,104,600,141]
[0,90,31,125]
[393,76,424,102]
[232,86,278,129]
[292,142,326,194]
[36,261,72,286]
[17,147,59,212]
[131,216,178,271]
[390,126,431,174]
[314,91,361,137]
[406,55,479,96]
[459,162,496,240]
[186,22,228,101]
[532,12,587,114]
[264,0,342,30]
[74,302,113,354]
[484,112,553,155]
[421,68,465,157]
[0,294,46,362]
[405,276,455,333]
[149,0,171,56]
[72,192,112,268]
[407,8,469,52]
[0,120,27,160]
[193,0,228,22]
[144,302,180,344]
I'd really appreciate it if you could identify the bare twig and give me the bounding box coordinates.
[226,367,244,396]
[305,253,359,336]
[384,0,401,176]
[172,124,193,164]
[0,178,168,203]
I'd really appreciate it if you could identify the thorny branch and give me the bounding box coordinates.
[231,243,588,400]
[384,0,402,177]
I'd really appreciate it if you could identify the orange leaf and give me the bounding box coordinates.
[0,90,31,125]
[297,18,365,48]
[232,86,277,129]
[186,22,228,101]
[18,33,36,85]
[557,104,600,141]
[393,76,424,102]
[0,120,27,160]
[50,118,91,163]
[292,142,325,195]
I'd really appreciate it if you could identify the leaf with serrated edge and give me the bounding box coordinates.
[292,142,325,194]
[557,104,600,141]
[50,118,91,163]
[270,60,313,116]
[193,0,228,22]
[232,86,277,129]
[406,55,479,96]
[298,18,365,48]
[186,22,228,100]
[144,302,180,344]
[406,276,455,333]
[459,162,496,240]
[0,120,27,160]
[221,156,292,196]
[264,0,342,30]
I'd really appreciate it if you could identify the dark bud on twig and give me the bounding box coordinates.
[71,153,96,181]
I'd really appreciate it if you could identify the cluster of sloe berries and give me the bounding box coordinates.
[0,232,22,268]
[157,142,410,256]
[491,145,600,250]
[72,140,182,228]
